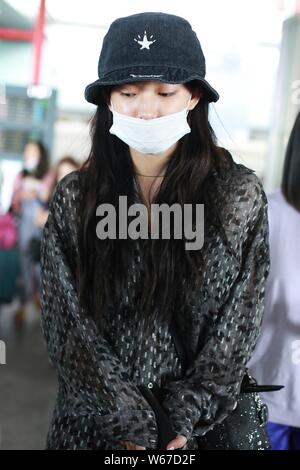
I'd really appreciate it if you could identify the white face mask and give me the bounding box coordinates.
[24,158,39,172]
[109,95,192,155]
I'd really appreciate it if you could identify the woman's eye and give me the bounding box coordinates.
[159,92,174,97]
[120,92,135,97]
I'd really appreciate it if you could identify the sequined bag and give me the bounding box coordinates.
[194,373,274,450]
[169,322,284,450]
[139,324,284,450]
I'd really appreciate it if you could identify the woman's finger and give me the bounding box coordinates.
[166,434,187,450]
[120,441,146,450]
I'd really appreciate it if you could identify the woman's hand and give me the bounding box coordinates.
[166,434,187,450]
[119,440,146,450]
[119,434,187,450]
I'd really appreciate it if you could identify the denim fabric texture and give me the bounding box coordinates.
[84,12,219,104]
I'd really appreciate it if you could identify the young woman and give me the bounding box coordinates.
[249,111,300,450]
[11,140,53,321]
[41,12,270,450]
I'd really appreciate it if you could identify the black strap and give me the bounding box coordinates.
[170,319,190,373]
[241,371,284,393]
[170,317,284,393]
[139,384,177,449]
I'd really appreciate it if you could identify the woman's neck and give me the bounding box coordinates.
[129,143,177,177]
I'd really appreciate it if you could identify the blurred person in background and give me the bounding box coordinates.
[249,111,300,450]
[0,170,19,307]
[11,140,54,322]
[34,156,81,229]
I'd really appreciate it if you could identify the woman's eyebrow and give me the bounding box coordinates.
[118,84,139,91]
[156,84,179,90]
[117,83,179,92]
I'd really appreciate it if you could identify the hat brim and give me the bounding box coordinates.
[84,66,219,105]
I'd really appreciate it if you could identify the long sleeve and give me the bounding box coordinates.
[161,173,270,440]
[40,173,158,449]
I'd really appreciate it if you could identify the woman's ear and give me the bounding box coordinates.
[189,90,203,110]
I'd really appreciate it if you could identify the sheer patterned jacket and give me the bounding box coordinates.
[40,157,270,449]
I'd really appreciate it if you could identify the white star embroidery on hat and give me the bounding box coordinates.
[134,31,156,50]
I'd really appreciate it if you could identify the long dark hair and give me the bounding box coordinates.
[77,82,234,331]
[281,111,300,212]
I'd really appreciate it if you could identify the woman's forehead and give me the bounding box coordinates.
[113,81,184,90]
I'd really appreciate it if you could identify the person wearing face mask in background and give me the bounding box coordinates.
[10,140,54,322]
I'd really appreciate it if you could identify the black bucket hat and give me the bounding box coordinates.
[85,12,219,104]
